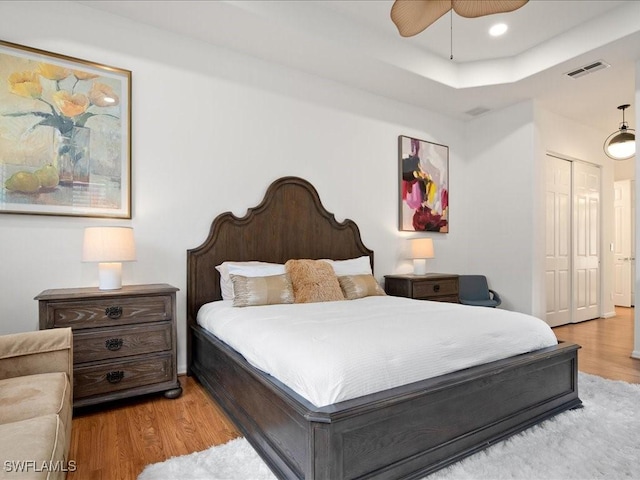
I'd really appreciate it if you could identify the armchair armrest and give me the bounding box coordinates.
[489,289,502,307]
[0,328,73,383]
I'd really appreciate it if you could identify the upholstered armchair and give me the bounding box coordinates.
[0,328,73,479]
[458,275,502,308]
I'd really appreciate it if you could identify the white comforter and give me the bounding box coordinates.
[197,296,557,407]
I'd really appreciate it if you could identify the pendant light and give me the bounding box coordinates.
[603,104,636,160]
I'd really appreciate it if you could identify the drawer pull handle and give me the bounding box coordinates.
[105,306,123,319]
[105,338,124,351]
[433,284,441,293]
[106,371,124,384]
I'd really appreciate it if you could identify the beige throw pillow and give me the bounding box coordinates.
[285,259,345,303]
[338,274,386,300]
[230,274,294,307]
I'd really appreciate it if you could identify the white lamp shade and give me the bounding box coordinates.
[82,227,136,263]
[83,227,136,290]
[410,238,434,275]
[410,238,435,259]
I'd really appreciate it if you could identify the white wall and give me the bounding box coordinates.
[0,1,468,372]
[614,158,635,181]
[462,102,538,313]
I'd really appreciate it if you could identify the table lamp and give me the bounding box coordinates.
[82,227,136,290]
[410,237,434,275]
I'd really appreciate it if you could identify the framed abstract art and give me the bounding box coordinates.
[398,135,449,232]
[0,40,131,218]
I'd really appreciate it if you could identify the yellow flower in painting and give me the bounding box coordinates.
[52,91,89,117]
[4,63,120,143]
[427,180,436,205]
[88,82,119,107]
[8,71,43,99]
[38,63,71,81]
[72,70,99,81]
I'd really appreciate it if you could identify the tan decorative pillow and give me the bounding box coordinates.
[285,259,345,303]
[338,274,387,300]
[230,274,294,307]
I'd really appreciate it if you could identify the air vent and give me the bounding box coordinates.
[465,106,490,117]
[565,60,610,79]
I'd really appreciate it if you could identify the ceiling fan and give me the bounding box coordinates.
[390,0,529,38]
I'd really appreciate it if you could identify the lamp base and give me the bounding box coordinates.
[98,262,123,290]
[413,259,427,275]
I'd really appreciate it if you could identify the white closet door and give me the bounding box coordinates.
[573,161,600,322]
[545,156,571,326]
[614,180,632,307]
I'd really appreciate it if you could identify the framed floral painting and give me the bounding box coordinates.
[0,40,131,218]
[398,135,449,232]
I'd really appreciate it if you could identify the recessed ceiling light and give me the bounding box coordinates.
[489,23,508,37]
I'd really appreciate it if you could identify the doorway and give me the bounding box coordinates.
[545,154,602,327]
[613,179,635,307]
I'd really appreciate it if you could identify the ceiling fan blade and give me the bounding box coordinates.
[452,0,528,19]
[390,0,452,37]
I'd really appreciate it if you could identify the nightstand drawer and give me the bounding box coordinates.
[427,294,459,303]
[413,279,458,298]
[74,352,174,399]
[384,274,459,303]
[73,322,172,364]
[46,295,173,329]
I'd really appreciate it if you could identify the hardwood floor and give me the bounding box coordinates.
[67,376,240,480]
[68,309,639,479]
[553,306,640,384]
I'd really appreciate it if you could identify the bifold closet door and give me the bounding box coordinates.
[545,156,571,327]
[572,161,600,322]
[545,156,601,326]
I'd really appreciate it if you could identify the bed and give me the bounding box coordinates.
[186,176,581,480]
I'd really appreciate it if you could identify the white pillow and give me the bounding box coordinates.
[322,256,372,276]
[215,261,285,300]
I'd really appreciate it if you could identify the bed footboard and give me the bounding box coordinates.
[190,323,580,480]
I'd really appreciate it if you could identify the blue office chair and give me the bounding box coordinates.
[458,275,502,307]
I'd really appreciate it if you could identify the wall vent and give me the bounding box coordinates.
[565,60,610,79]
[465,106,491,117]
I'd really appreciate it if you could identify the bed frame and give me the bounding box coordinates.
[186,176,582,479]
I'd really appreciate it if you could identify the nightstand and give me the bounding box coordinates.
[384,274,459,303]
[35,283,182,408]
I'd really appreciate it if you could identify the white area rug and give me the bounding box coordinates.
[138,373,639,480]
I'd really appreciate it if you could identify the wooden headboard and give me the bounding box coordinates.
[186,176,373,322]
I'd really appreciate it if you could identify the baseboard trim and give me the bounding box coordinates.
[632,350,640,360]
[601,311,617,319]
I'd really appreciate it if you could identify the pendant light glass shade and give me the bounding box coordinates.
[604,104,636,160]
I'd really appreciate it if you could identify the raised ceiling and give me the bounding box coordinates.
[79,0,640,133]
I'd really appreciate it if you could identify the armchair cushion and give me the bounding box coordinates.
[0,328,72,383]
[0,414,67,480]
[0,372,71,431]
